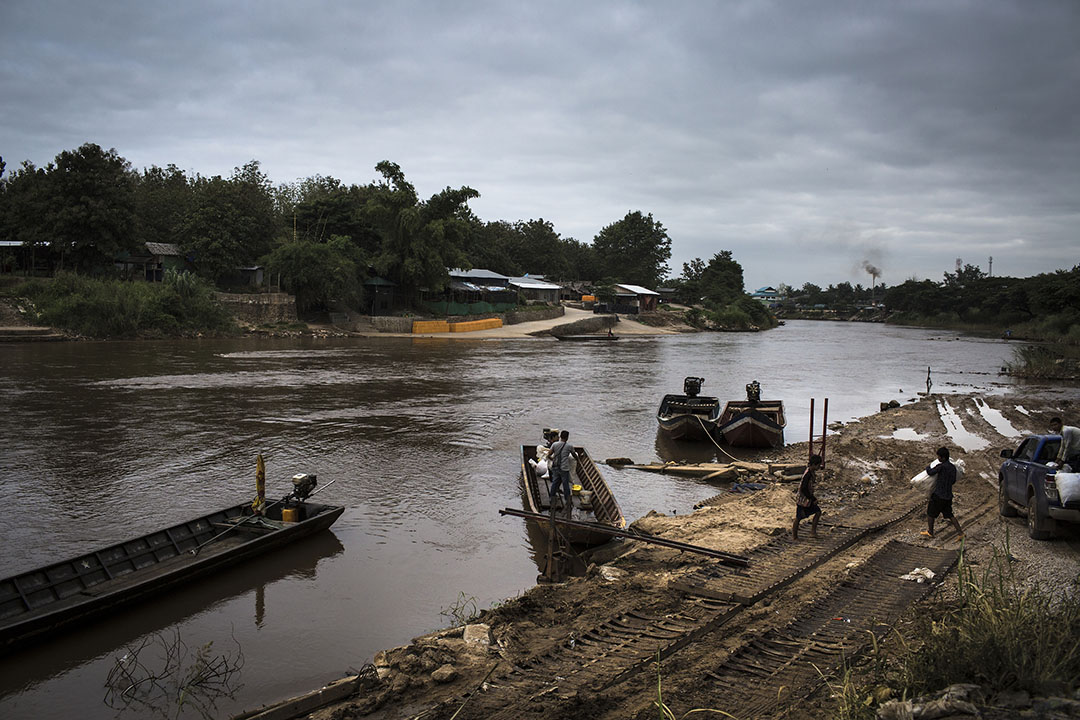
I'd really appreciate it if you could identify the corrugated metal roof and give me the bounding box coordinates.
[615,284,659,295]
[510,277,561,290]
[449,280,483,292]
[448,268,511,281]
[145,242,181,256]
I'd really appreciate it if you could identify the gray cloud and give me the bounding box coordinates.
[2,0,1077,289]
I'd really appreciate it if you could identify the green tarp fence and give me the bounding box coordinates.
[423,300,517,316]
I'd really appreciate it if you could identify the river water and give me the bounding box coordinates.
[0,320,1019,719]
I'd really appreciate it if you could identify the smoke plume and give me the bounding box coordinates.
[862,260,881,278]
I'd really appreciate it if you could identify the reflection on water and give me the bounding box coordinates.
[0,321,1021,719]
[0,531,343,714]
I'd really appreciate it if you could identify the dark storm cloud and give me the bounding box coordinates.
[2,0,1077,288]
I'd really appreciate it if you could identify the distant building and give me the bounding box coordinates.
[448,268,512,289]
[750,286,780,305]
[116,242,188,281]
[614,284,660,314]
[509,275,561,304]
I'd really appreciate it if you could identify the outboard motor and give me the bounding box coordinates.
[746,380,761,404]
[683,376,704,397]
[291,473,318,501]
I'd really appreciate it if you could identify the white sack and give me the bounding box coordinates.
[910,461,937,497]
[1057,472,1080,506]
[910,458,965,498]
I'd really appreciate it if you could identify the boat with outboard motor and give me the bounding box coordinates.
[0,473,343,655]
[656,376,722,441]
[718,380,787,448]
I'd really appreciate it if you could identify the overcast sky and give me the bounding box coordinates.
[2,1,1077,290]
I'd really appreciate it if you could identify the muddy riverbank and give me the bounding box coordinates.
[242,388,1080,720]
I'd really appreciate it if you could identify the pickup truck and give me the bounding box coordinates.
[998,433,1080,539]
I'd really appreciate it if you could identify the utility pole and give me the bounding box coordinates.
[988,256,993,277]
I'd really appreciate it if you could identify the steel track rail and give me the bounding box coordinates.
[406,505,922,720]
[702,540,958,719]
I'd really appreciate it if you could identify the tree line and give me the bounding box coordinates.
[0,144,711,312]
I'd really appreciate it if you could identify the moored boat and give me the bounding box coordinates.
[553,334,619,341]
[718,380,786,448]
[0,491,344,655]
[656,376,722,441]
[520,444,625,546]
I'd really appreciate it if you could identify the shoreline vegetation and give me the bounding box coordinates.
[2,271,1077,380]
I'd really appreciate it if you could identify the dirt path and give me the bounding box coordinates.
[248,389,1080,720]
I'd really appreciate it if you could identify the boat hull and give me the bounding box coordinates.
[656,393,721,441]
[0,501,344,655]
[554,335,619,341]
[718,401,786,448]
[520,445,624,546]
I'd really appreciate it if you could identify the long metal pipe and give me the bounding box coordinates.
[499,508,750,566]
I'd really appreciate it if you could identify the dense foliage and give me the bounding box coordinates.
[0,144,674,315]
[13,271,234,338]
[885,264,1080,341]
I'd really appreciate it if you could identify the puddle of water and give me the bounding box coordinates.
[1015,405,1030,416]
[879,428,931,441]
[973,397,1022,438]
[936,398,989,451]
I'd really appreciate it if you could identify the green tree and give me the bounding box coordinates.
[179,161,280,284]
[134,164,193,248]
[48,143,137,272]
[0,161,53,270]
[592,211,671,288]
[698,250,744,306]
[466,220,521,277]
[265,235,365,312]
[285,175,380,254]
[944,263,987,287]
[366,161,478,297]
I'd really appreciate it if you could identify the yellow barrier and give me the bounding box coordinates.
[449,318,503,333]
[412,320,450,334]
[582,295,596,302]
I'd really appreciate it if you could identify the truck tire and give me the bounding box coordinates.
[999,480,1018,517]
[1026,490,1053,540]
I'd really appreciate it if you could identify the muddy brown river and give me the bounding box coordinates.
[0,320,1019,719]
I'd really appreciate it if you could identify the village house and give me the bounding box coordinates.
[508,275,561,304]
[613,284,660,314]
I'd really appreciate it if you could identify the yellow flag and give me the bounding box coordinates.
[253,454,267,513]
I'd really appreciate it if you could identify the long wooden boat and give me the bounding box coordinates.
[520,445,625,546]
[0,500,344,655]
[656,376,721,441]
[718,399,786,448]
[554,335,620,342]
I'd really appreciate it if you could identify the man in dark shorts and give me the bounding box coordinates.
[792,455,823,540]
[922,446,964,539]
[547,430,574,511]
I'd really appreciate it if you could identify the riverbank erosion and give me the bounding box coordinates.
[239,389,1080,720]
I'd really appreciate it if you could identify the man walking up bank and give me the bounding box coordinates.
[922,446,964,539]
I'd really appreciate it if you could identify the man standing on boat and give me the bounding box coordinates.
[548,430,574,510]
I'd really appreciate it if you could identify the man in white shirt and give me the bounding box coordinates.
[1049,417,1080,471]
